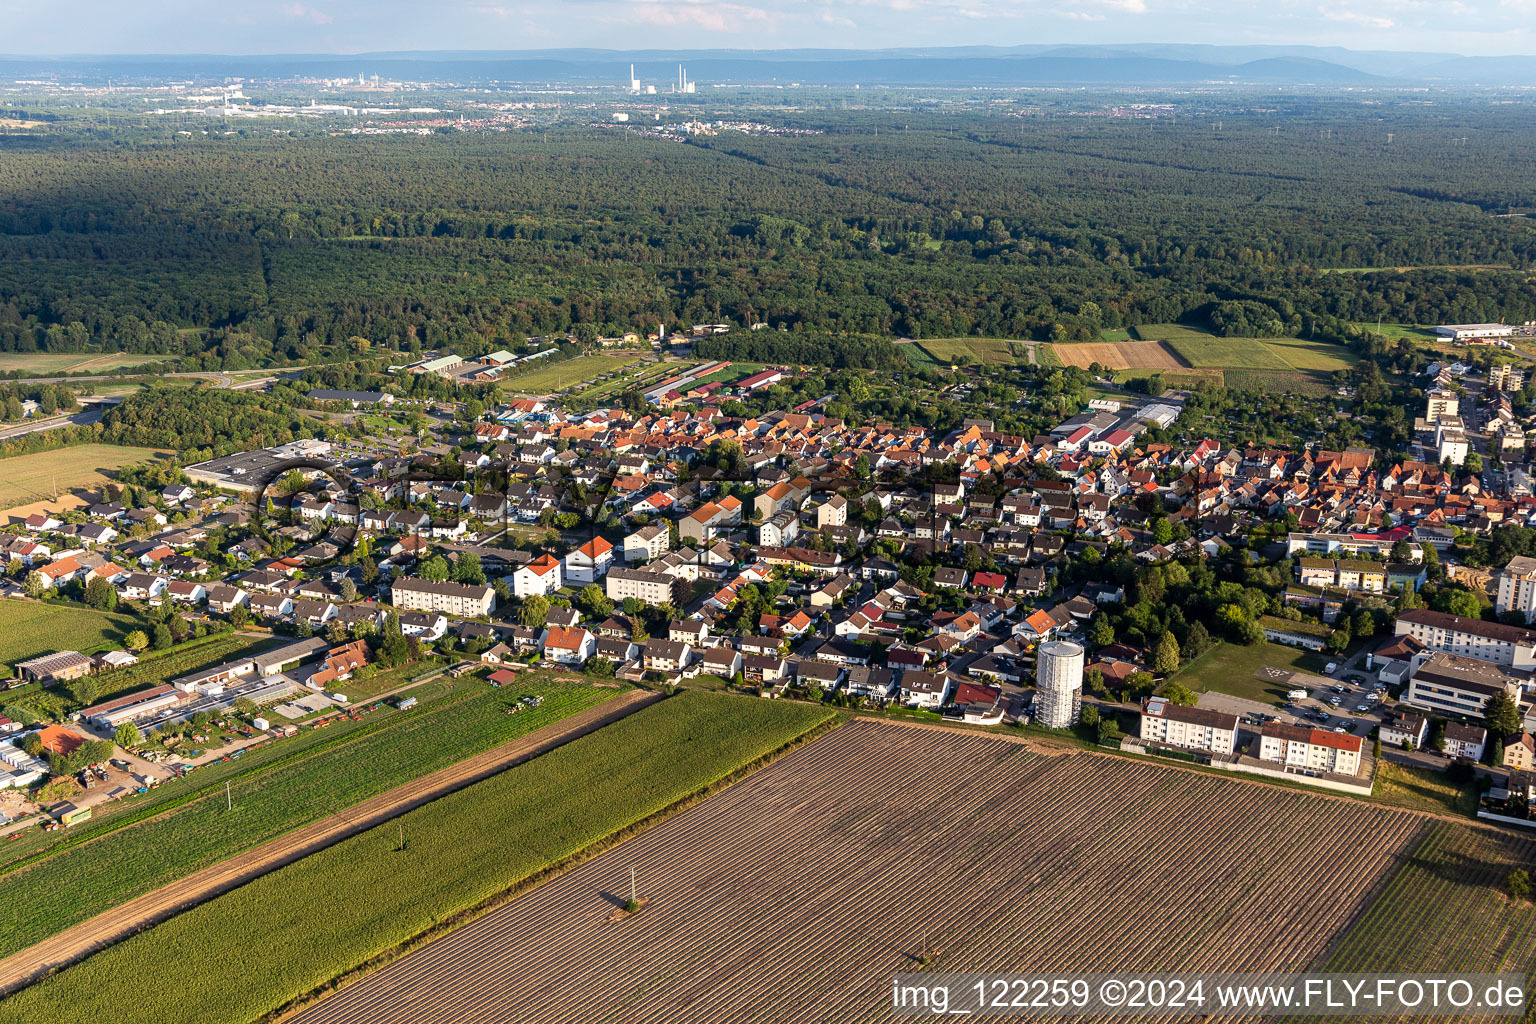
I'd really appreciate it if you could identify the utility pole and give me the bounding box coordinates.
[630,866,637,903]
[226,781,231,810]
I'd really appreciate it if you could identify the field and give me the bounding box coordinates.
[1165,640,1331,706]
[0,692,836,1024]
[1260,337,1359,372]
[500,354,641,395]
[1322,823,1536,979]
[283,721,1432,1024]
[0,353,171,376]
[1050,340,1188,371]
[0,444,171,510]
[0,600,141,666]
[1372,760,1478,818]
[916,338,1034,366]
[0,675,620,961]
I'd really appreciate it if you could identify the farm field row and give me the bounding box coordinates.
[0,444,172,511]
[0,600,141,666]
[1321,823,1536,985]
[499,354,641,394]
[287,720,1426,1024]
[0,675,621,962]
[0,691,837,1024]
[571,359,683,402]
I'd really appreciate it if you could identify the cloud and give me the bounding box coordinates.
[281,3,333,24]
[1317,5,1397,28]
[624,0,770,32]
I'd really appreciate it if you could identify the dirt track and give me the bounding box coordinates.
[0,688,659,996]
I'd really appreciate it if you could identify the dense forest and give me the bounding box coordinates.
[1,97,1535,365]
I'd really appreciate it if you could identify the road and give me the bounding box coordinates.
[0,687,659,996]
[0,401,112,442]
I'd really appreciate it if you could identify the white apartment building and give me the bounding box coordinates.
[391,578,496,618]
[1394,610,1536,672]
[623,524,669,565]
[1496,555,1536,624]
[1257,723,1363,776]
[513,554,564,598]
[605,567,682,607]
[1139,697,1239,756]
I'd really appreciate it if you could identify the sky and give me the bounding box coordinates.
[2,0,1533,57]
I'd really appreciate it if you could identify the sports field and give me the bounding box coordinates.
[284,721,1441,1024]
[0,600,141,666]
[501,355,641,394]
[0,445,171,510]
[0,353,171,376]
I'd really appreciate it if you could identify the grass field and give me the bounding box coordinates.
[281,721,1430,1024]
[0,675,622,962]
[0,600,141,667]
[0,353,171,376]
[1166,640,1331,705]
[501,355,641,394]
[1352,322,1442,344]
[1130,324,1357,374]
[1321,823,1536,979]
[0,692,836,1024]
[1165,335,1295,370]
[1260,337,1359,372]
[1371,761,1478,818]
[0,444,171,510]
[916,339,1034,366]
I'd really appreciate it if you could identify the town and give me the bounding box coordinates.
[4,321,1536,832]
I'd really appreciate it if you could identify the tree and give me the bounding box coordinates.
[1088,613,1116,648]
[577,583,613,619]
[378,610,409,667]
[151,623,173,650]
[519,594,550,628]
[339,577,359,603]
[1184,621,1212,659]
[1162,682,1198,706]
[114,722,142,749]
[1152,632,1181,675]
[1079,704,1101,728]
[453,552,486,586]
[70,675,100,706]
[233,696,259,715]
[1484,689,1523,740]
[22,571,45,598]
[1508,869,1533,900]
[123,629,149,652]
[84,576,117,611]
[1151,517,1173,546]
[360,557,379,586]
[419,555,450,582]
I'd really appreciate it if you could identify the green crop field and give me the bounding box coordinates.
[0,600,141,666]
[1259,338,1359,372]
[0,692,837,1024]
[0,352,172,376]
[1222,368,1334,398]
[500,355,641,394]
[0,444,172,509]
[1319,823,1536,978]
[1163,336,1293,370]
[0,675,621,962]
[917,338,1033,366]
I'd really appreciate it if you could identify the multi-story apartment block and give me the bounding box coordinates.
[1496,555,1536,625]
[391,578,496,618]
[1139,697,1239,756]
[1394,610,1536,672]
[1257,723,1363,776]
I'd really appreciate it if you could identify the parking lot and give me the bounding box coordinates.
[1280,670,1388,738]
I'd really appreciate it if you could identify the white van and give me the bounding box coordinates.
[1287,689,1308,701]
